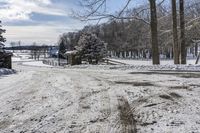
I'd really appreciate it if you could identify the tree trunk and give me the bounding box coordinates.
[172,0,180,64]
[180,0,186,64]
[149,0,160,64]
[195,43,198,57]
[196,53,200,64]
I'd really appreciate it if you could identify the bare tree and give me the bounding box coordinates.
[30,42,38,60]
[171,0,180,64]
[75,0,161,64]
[149,0,160,64]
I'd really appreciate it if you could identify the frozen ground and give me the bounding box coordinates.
[0,58,200,132]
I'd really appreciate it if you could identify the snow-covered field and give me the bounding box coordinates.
[12,53,52,68]
[109,58,199,65]
[0,57,200,132]
[22,61,53,68]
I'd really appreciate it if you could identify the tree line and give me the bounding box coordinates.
[60,0,200,64]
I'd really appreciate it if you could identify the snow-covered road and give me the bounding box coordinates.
[0,62,200,132]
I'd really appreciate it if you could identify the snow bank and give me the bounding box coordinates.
[65,58,200,72]
[66,64,200,72]
[0,68,16,76]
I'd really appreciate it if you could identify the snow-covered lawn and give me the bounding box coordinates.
[0,62,200,132]
[22,61,53,68]
[12,56,52,68]
[109,58,198,65]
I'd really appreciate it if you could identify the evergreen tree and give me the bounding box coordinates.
[77,33,106,64]
[0,21,6,43]
[58,36,67,58]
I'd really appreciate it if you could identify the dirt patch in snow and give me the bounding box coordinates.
[169,85,190,90]
[0,120,11,130]
[143,102,164,108]
[117,96,137,133]
[189,84,200,88]
[129,71,200,78]
[169,92,182,98]
[115,81,155,87]
[159,94,174,101]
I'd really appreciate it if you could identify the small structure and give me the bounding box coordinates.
[64,50,81,65]
[0,42,13,69]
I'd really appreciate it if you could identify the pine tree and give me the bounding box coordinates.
[0,21,6,43]
[77,33,106,64]
[58,36,67,58]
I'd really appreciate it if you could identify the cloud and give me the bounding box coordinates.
[0,0,86,45]
[4,25,60,45]
[4,21,85,45]
[0,0,68,21]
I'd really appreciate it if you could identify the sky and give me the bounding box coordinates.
[0,0,147,46]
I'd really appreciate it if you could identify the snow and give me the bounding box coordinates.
[65,64,200,72]
[0,61,200,132]
[12,53,33,62]
[12,57,33,62]
[22,61,53,68]
[0,68,16,76]
[13,53,32,60]
[12,53,52,68]
[0,42,5,47]
[1,53,200,132]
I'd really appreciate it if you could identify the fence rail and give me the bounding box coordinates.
[43,58,68,66]
[103,58,126,65]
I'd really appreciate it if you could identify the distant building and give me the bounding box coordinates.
[49,47,59,58]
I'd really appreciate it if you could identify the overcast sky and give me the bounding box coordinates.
[0,0,147,46]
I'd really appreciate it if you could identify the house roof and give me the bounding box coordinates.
[65,50,78,55]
